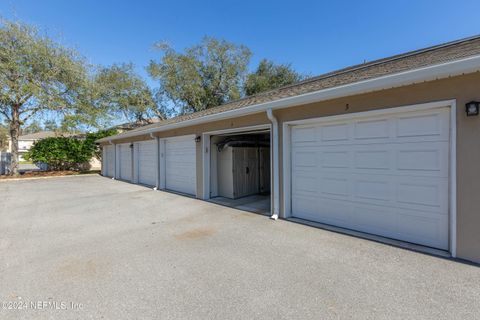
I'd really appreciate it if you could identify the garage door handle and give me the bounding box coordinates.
[246,167,249,174]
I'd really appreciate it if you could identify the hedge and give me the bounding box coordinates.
[24,129,117,171]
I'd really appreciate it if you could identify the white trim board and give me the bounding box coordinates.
[282,100,457,257]
[98,55,480,143]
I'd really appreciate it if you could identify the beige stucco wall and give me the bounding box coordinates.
[102,72,480,263]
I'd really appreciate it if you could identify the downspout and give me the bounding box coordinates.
[150,133,159,190]
[266,109,280,220]
[109,140,115,180]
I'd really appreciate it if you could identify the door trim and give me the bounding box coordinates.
[282,99,457,256]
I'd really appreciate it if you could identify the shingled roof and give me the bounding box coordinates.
[101,35,480,141]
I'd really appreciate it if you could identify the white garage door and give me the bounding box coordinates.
[104,145,115,177]
[118,143,132,181]
[137,140,157,187]
[291,107,450,250]
[165,135,196,195]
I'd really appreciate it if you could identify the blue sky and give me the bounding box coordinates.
[1,0,479,87]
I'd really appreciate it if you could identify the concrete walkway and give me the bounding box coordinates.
[0,175,479,319]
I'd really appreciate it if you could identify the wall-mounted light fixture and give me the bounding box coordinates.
[466,101,479,117]
[129,143,134,148]
[195,136,201,143]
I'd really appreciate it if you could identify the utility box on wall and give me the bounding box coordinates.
[217,146,270,199]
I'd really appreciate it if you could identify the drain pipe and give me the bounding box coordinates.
[150,133,159,190]
[267,109,280,220]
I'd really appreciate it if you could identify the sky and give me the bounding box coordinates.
[1,0,479,87]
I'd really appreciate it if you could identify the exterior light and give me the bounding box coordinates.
[195,136,201,143]
[129,143,134,148]
[465,101,479,117]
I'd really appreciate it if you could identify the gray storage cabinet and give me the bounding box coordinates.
[217,146,270,199]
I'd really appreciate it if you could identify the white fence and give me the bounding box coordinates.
[0,152,11,175]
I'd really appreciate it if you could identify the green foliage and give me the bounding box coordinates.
[0,19,90,120]
[24,129,117,171]
[244,59,304,96]
[0,19,91,174]
[24,137,89,171]
[83,129,118,160]
[92,63,159,123]
[148,37,251,115]
[21,120,43,134]
[43,119,59,132]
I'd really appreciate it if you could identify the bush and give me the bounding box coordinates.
[24,137,88,171]
[82,129,118,161]
[24,129,117,171]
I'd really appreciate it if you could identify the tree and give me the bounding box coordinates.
[82,129,118,161]
[147,37,251,115]
[244,59,304,96]
[0,124,8,151]
[43,119,59,132]
[21,120,43,134]
[0,19,90,175]
[93,63,159,124]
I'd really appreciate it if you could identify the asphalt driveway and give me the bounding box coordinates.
[0,175,479,319]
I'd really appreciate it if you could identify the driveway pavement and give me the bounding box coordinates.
[0,175,479,319]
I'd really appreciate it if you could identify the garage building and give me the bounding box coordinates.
[97,36,480,264]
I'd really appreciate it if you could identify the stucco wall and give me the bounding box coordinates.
[102,72,480,263]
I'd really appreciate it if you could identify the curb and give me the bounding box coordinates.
[0,173,100,182]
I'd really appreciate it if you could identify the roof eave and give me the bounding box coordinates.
[97,54,480,144]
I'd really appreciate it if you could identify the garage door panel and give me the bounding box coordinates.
[322,151,350,168]
[294,143,448,178]
[291,107,450,250]
[354,118,390,139]
[292,174,317,195]
[396,142,449,176]
[137,140,157,186]
[396,111,449,138]
[292,126,317,142]
[321,122,349,141]
[293,196,351,226]
[355,150,390,170]
[396,178,449,212]
[321,177,350,197]
[119,144,132,181]
[396,208,449,249]
[354,180,391,202]
[104,145,115,177]
[293,109,450,146]
[351,205,397,236]
[164,136,196,195]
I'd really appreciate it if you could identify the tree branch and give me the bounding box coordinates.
[0,108,11,121]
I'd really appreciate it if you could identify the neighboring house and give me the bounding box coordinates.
[97,36,480,264]
[8,131,101,170]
